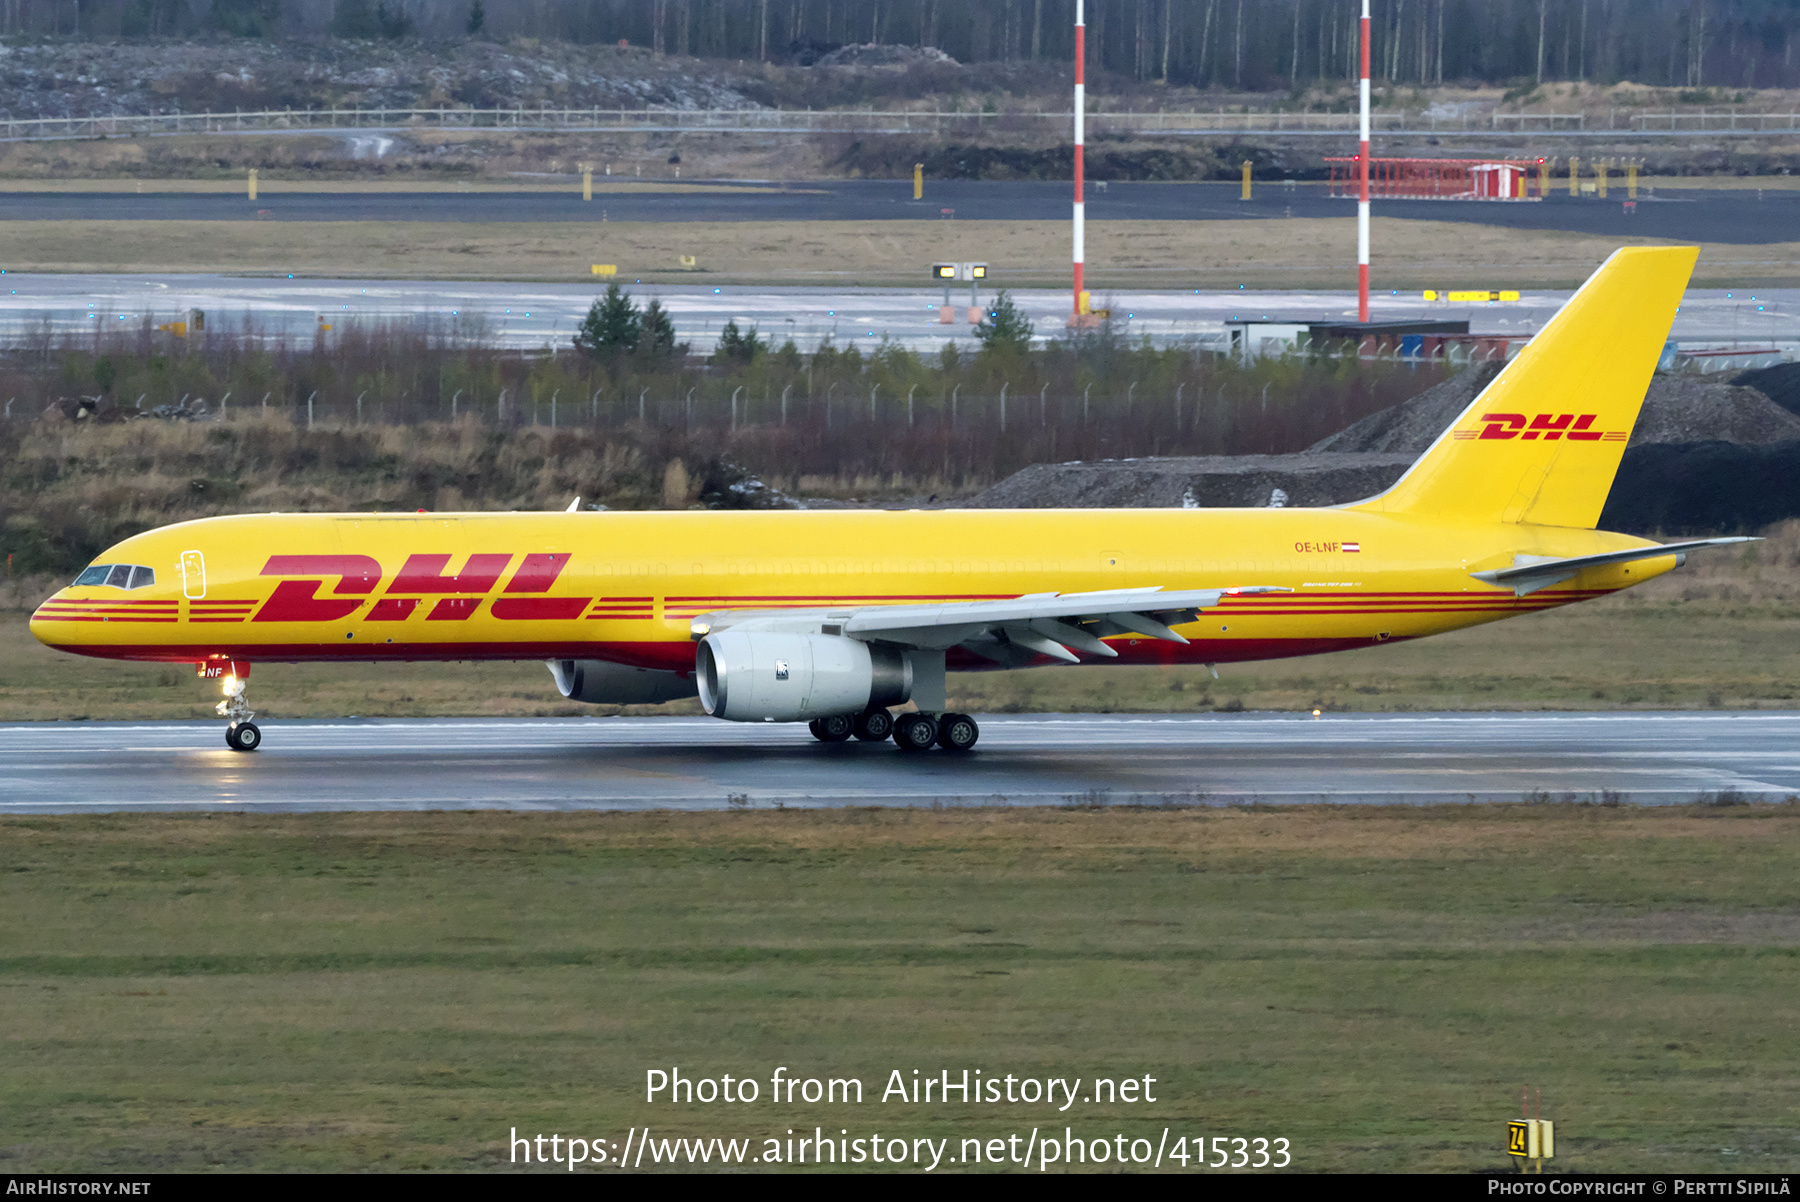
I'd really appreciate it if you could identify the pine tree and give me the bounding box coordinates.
[636,298,686,364]
[573,283,641,359]
[974,289,1033,354]
[710,319,766,367]
[466,0,485,35]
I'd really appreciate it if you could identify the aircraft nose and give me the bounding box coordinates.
[29,590,73,649]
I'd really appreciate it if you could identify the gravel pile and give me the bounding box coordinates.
[1306,363,1502,453]
[972,364,1800,518]
[1730,362,1800,416]
[1311,364,1800,452]
[813,43,958,68]
[968,453,1415,510]
[1600,441,1800,533]
[0,39,761,119]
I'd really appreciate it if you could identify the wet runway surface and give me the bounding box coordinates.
[4,274,1791,354]
[4,180,1794,243]
[4,712,1797,813]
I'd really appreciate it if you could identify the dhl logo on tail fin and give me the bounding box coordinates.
[1451,413,1629,442]
[1354,245,1697,529]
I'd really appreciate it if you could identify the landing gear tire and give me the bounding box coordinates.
[812,714,854,742]
[853,708,895,742]
[936,713,979,752]
[226,721,261,752]
[894,712,939,752]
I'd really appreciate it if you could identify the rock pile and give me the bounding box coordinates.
[1311,365,1800,452]
[0,40,761,119]
[969,453,1413,510]
[813,43,958,68]
[973,362,1800,532]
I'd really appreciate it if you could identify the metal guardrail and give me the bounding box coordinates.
[1631,111,1800,131]
[0,106,1478,141]
[6,105,1800,140]
[1491,109,1800,133]
[1491,112,1586,129]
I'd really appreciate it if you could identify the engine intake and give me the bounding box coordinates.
[696,631,912,722]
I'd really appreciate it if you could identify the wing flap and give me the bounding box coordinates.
[692,585,1289,664]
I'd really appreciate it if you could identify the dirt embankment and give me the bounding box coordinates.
[975,365,1800,533]
[1311,367,1800,453]
[968,453,1414,510]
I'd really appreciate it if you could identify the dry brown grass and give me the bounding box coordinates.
[1636,516,1800,600]
[3,800,1794,859]
[0,215,1773,286]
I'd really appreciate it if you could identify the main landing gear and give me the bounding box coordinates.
[214,667,261,753]
[810,709,979,753]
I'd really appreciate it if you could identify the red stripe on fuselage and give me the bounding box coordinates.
[39,635,1413,670]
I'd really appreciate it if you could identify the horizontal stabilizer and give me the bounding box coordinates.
[1471,537,1757,596]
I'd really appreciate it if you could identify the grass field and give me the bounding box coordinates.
[1,805,1795,1173]
[0,216,1783,288]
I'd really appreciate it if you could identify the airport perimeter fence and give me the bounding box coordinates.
[9,106,1800,141]
[0,321,1450,474]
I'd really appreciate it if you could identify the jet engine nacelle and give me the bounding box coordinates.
[696,631,912,722]
[547,659,698,705]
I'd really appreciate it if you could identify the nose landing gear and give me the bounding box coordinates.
[212,666,261,752]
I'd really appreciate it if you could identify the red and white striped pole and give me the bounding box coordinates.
[1072,0,1086,319]
[1357,0,1371,323]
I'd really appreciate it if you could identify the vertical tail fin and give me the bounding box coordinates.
[1353,246,1697,529]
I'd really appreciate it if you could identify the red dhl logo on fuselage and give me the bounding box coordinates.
[1450,413,1628,442]
[253,553,591,623]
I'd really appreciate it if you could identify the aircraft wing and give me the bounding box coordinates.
[1470,537,1758,597]
[692,586,1290,666]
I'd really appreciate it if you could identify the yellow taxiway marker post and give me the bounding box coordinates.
[1628,160,1639,199]
[1569,155,1581,197]
[1596,158,1609,199]
[914,162,923,200]
[1241,159,1253,200]
[1509,1087,1556,1174]
[1537,157,1551,198]
[247,168,257,201]
[583,168,593,201]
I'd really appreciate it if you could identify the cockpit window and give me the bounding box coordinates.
[72,564,155,590]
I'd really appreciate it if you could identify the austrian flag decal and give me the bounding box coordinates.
[1342,542,1361,553]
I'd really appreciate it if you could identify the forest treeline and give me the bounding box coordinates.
[1,1,1796,94]
[0,317,1447,577]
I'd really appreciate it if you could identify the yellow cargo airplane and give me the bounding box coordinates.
[30,246,1747,753]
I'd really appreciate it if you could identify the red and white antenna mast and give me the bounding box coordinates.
[1072,0,1086,319]
[1358,0,1372,322]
